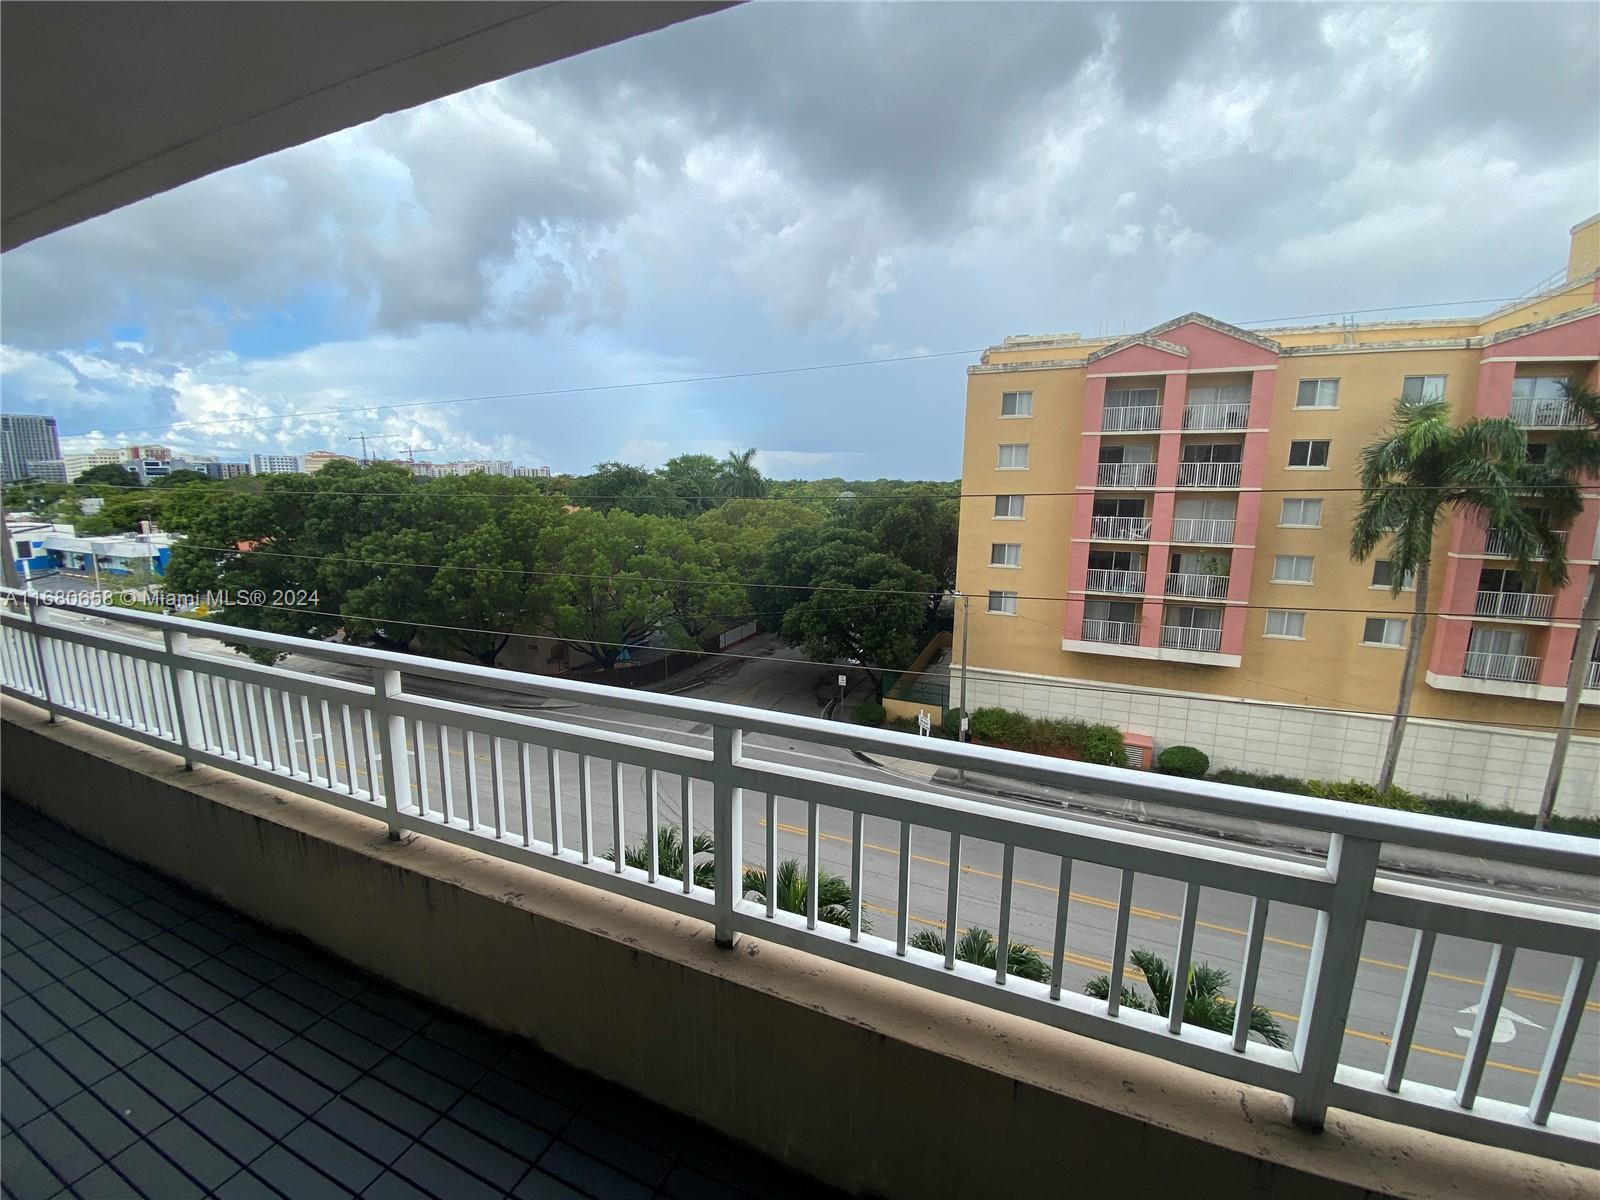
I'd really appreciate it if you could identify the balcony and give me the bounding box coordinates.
[1160,624,1223,653]
[1081,617,1142,645]
[1100,405,1161,432]
[1095,462,1157,488]
[1176,461,1242,488]
[3,591,1598,1180]
[1170,517,1236,544]
[1463,651,1540,683]
[1181,402,1250,431]
[1484,527,1566,557]
[1589,659,1600,690]
[1165,572,1229,599]
[1085,568,1146,593]
[1089,515,1152,541]
[1474,591,1555,620]
[1510,395,1585,428]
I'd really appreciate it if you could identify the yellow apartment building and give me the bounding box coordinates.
[954,215,1600,814]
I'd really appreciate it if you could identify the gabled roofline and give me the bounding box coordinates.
[1084,333,1188,364]
[1483,303,1600,347]
[1143,311,1283,353]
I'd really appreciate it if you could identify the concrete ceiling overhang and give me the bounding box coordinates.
[1,0,732,251]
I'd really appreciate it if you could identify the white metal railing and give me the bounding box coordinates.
[1176,461,1243,488]
[1181,403,1250,431]
[1095,462,1157,488]
[1084,569,1146,594]
[1080,618,1142,645]
[1462,651,1541,683]
[1170,518,1236,544]
[1509,396,1584,428]
[1588,660,1600,690]
[1483,528,1566,558]
[1165,573,1230,600]
[1089,516,1152,541]
[1160,624,1223,652]
[1,589,1596,1165]
[1100,405,1161,432]
[1473,591,1554,620]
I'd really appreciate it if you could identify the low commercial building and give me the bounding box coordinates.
[955,214,1600,811]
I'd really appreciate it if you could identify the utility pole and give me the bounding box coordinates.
[0,503,23,590]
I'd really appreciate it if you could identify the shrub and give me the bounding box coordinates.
[852,699,887,727]
[1306,779,1424,811]
[1156,746,1210,778]
[1071,724,1127,766]
[941,708,964,738]
[1210,768,1317,796]
[969,707,1031,746]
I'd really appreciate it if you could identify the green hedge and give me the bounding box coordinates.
[1156,745,1210,778]
[852,699,887,727]
[967,707,1126,766]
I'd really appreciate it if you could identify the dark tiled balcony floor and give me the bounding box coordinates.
[1,801,839,1199]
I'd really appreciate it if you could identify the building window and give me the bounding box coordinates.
[1287,439,1330,468]
[1279,498,1323,527]
[1264,610,1306,639]
[990,543,1021,567]
[997,443,1030,470]
[1000,391,1034,418]
[988,590,1018,615]
[1105,387,1159,409]
[1371,559,1416,590]
[1272,554,1314,584]
[1511,375,1570,401]
[1295,379,1339,409]
[993,494,1025,519]
[1363,617,1407,646]
[1401,375,1446,402]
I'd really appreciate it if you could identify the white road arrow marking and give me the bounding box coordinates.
[1452,1004,1544,1044]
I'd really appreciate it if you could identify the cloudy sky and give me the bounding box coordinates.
[2,1,1596,479]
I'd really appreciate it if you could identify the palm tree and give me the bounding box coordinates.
[603,826,715,888]
[908,926,1049,982]
[742,858,864,930]
[716,448,768,499]
[1535,381,1600,827]
[1085,948,1286,1048]
[1352,397,1568,793]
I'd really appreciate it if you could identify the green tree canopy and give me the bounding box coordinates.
[76,463,140,488]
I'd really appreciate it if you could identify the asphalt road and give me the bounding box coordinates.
[19,615,1600,1126]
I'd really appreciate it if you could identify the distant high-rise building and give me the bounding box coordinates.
[301,450,355,473]
[2,414,62,482]
[513,465,554,478]
[200,462,251,481]
[251,453,305,475]
[61,450,129,481]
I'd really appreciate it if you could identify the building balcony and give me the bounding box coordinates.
[1484,527,1566,557]
[1084,568,1146,593]
[1100,405,1162,432]
[1181,402,1250,431]
[1089,515,1152,541]
[1474,591,1555,620]
[1165,572,1230,599]
[1175,461,1242,488]
[1463,651,1541,683]
[1588,659,1600,690]
[1170,517,1236,544]
[1095,462,1157,488]
[1081,617,1142,645]
[1160,624,1223,653]
[1509,396,1586,428]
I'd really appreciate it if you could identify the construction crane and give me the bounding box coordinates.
[348,433,437,465]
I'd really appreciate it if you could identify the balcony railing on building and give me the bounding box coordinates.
[1095,462,1157,488]
[1089,515,1152,541]
[1160,624,1223,653]
[1165,572,1230,599]
[1081,618,1142,645]
[1463,651,1540,683]
[1483,527,1566,557]
[1474,591,1555,620]
[1181,403,1250,431]
[1509,396,1585,428]
[1100,405,1161,432]
[1588,659,1600,690]
[1175,461,1242,488]
[1170,517,1236,544]
[1084,568,1146,594]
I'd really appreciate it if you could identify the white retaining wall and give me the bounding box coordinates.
[953,666,1600,818]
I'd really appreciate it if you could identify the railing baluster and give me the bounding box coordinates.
[849,811,865,944]
[281,691,300,777]
[245,684,265,765]
[995,844,1016,985]
[374,668,410,836]
[764,792,776,916]
[1383,930,1436,1090]
[547,746,564,854]
[1106,870,1135,1016]
[363,709,382,803]
[681,777,695,895]
[1167,884,1201,1034]
[895,822,911,956]
[712,726,742,946]
[462,730,480,829]
[437,724,454,819]
[262,688,283,770]
[1050,857,1073,1001]
[300,696,318,780]
[1529,957,1598,1126]
[491,737,507,839]
[805,798,819,929]
[1457,945,1515,1109]
[519,743,535,847]
[577,753,593,864]
[413,721,430,814]
[1232,897,1269,1053]
[610,759,624,872]
[944,833,961,970]
[227,680,247,762]
[645,767,659,881]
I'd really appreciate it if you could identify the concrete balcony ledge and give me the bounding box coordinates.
[4,700,1589,1199]
[1425,670,1600,706]
[1063,637,1242,667]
